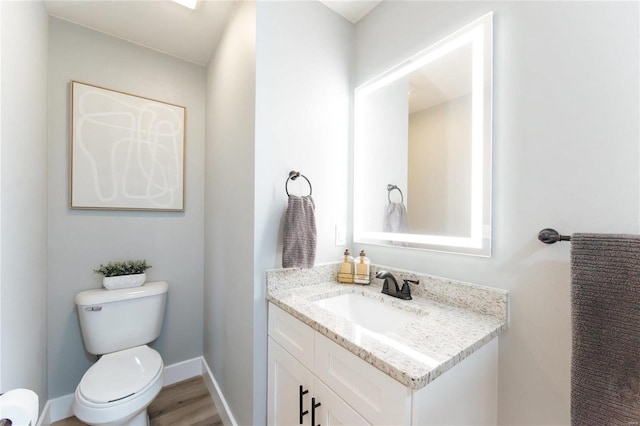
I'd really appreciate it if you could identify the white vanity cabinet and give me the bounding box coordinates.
[267,302,499,426]
[268,303,409,425]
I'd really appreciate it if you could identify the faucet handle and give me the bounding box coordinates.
[400,279,419,299]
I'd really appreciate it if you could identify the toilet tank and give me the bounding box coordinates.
[75,281,168,355]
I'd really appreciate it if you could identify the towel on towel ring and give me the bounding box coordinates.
[282,195,317,269]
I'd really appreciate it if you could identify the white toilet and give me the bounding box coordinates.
[73,281,169,426]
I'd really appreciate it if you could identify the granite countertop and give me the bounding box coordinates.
[266,263,509,390]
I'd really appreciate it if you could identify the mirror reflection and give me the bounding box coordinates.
[353,13,493,256]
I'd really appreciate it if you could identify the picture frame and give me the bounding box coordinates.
[70,81,186,211]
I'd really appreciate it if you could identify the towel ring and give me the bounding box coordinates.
[387,184,403,203]
[285,171,312,196]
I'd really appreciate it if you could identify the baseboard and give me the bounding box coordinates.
[36,399,51,426]
[163,356,203,386]
[40,356,205,424]
[35,392,74,426]
[201,357,237,426]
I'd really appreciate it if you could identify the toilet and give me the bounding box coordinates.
[73,281,169,426]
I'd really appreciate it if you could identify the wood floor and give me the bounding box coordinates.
[52,376,223,426]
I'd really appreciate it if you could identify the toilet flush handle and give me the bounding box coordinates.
[85,306,102,312]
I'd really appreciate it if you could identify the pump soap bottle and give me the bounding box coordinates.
[354,250,371,284]
[337,249,354,283]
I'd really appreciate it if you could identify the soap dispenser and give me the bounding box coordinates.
[354,250,371,284]
[337,249,354,283]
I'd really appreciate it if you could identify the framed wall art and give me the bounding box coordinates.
[70,81,186,211]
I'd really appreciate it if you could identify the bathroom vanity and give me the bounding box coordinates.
[266,264,508,425]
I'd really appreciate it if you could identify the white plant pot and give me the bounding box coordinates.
[103,273,146,290]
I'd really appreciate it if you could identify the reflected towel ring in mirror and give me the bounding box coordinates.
[285,170,313,196]
[387,184,404,203]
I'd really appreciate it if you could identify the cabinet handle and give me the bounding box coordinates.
[311,397,321,426]
[299,385,309,424]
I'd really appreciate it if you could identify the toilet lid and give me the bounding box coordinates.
[79,345,162,404]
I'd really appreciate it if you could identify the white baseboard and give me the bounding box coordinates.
[201,357,237,426]
[36,392,74,426]
[163,356,202,386]
[39,356,207,424]
[36,399,51,426]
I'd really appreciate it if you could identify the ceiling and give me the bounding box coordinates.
[409,43,472,113]
[44,0,382,67]
[318,1,381,23]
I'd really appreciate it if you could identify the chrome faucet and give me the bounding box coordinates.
[375,271,419,300]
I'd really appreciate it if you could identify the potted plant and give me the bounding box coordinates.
[94,259,152,290]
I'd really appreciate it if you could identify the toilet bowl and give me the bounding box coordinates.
[73,345,163,426]
[73,281,169,426]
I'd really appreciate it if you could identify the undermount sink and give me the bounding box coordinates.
[313,293,420,334]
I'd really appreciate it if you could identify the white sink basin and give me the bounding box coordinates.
[313,293,419,334]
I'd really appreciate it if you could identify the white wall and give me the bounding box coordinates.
[255,0,352,266]
[0,0,49,408]
[204,2,256,425]
[253,1,352,423]
[355,2,639,424]
[204,2,352,423]
[47,18,206,398]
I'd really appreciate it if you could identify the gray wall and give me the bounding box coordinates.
[47,18,206,398]
[204,2,256,425]
[355,2,639,425]
[0,0,49,408]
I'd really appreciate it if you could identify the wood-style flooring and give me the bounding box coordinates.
[52,376,223,426]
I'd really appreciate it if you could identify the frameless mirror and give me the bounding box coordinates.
[353,12,493,256]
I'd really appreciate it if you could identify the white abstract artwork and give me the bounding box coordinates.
[71,81,185,211]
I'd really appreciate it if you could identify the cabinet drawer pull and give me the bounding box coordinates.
[299,385,309,424]
[311,397,321,426]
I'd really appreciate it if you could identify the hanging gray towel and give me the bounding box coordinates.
[282,195,317,269]
[570,233,640,426]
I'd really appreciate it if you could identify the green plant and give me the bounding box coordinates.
[93,259,151,277]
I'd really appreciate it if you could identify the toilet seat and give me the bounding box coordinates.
[73,345,164,426]
[79,345,162,404]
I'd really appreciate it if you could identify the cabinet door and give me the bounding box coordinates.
[268,337,315,426]
[313,379,371,426]
[314,333,410,425]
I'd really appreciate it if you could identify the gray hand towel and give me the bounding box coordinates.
[570,233,640,426]
[282,195,317,269]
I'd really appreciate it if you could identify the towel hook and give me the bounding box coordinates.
[387,184,404,203]
[286,171,312,196]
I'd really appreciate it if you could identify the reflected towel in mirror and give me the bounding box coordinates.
[384,202,409,246]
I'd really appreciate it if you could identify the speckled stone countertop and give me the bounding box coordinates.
[266,263,509,390]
